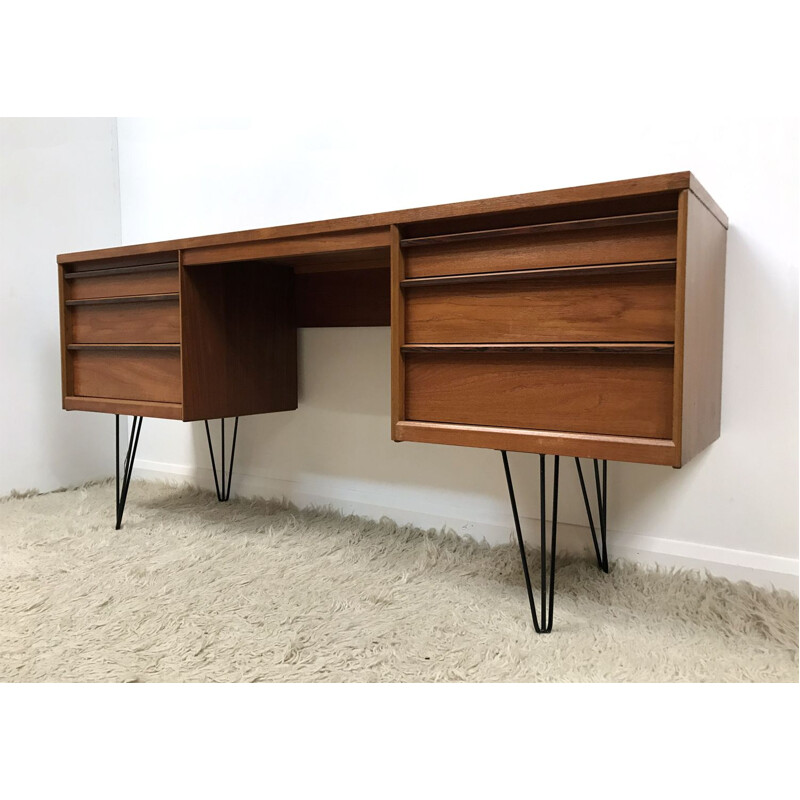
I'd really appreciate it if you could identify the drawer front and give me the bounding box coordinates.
[71,298,180,344]
[72,349,181,404]
[405,269,675,344]
[66,265,178,300]
[405,351,673,439]
[404,221,676,279]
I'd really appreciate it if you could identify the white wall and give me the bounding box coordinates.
[0,118,121,495]
[117,117,799,590]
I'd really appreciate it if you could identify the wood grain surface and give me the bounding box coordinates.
[394,421,677,465]
[58,173,706,265]
[295,267,389,327]
[179,261,297,421]
[70,297,180,344]
[404,269,675,343]
[65,265,179,300]
[71,348,182,404]
[403,220,677,279]
[405,351,674,439]
[674,191,727,464]
[63,395,183,420]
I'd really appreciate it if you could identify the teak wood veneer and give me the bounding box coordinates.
[58,172,727,468]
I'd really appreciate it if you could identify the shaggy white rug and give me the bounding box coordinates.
[0,480,797,682]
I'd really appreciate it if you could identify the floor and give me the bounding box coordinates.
[1,480,797,682]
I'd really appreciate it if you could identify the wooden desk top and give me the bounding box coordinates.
[57,171,726,265]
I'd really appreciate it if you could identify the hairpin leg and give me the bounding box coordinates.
[204,417,239,501]
[115,414,143,529]
[574,458,609,573]
[502,451,560,633]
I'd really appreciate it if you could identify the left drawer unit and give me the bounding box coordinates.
[59,255,184,420]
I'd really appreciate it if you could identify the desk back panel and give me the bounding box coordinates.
[294,266,390,327]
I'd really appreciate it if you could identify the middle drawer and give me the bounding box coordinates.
[70,296,180,344]
[404,267,675,344]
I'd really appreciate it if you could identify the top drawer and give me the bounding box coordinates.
[63,262,179,300]
[402,211,678,279]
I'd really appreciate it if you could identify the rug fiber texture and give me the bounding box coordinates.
[1,480,797,682]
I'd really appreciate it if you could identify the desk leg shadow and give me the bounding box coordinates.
[501,452,610,633]
[114,415,240,529]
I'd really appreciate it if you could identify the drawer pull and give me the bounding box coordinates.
[67,344,179,351]
[63,262,178,279]
[66,293,179,306]
[401,343,674,354]
[400,260,675,288]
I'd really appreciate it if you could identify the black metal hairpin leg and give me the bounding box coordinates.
[574,458,609,573]
[502,451,559,633]
[115,414,143,530]
[204,417,239,501]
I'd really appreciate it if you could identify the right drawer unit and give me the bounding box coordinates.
[391,188,727,467]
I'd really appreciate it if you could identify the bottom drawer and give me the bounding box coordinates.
[71,347,181,404]
[405,350,673,439]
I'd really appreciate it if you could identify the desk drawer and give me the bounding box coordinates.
[65,263,179,300]
[405,267,675,344]
[71,347,181,404]
[70,296,180,344]
[404,349,673,439]
[403,217,677,279]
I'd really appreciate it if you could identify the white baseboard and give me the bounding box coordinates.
[133,459,799,594]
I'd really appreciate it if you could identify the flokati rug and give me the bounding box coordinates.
[1,480,797,682]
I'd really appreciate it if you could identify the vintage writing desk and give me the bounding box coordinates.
[57,172,727,632]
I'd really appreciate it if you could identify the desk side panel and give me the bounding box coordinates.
[180,259,297,421]
[678,192,727,464]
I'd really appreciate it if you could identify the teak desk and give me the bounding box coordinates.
[58,172,728,632]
